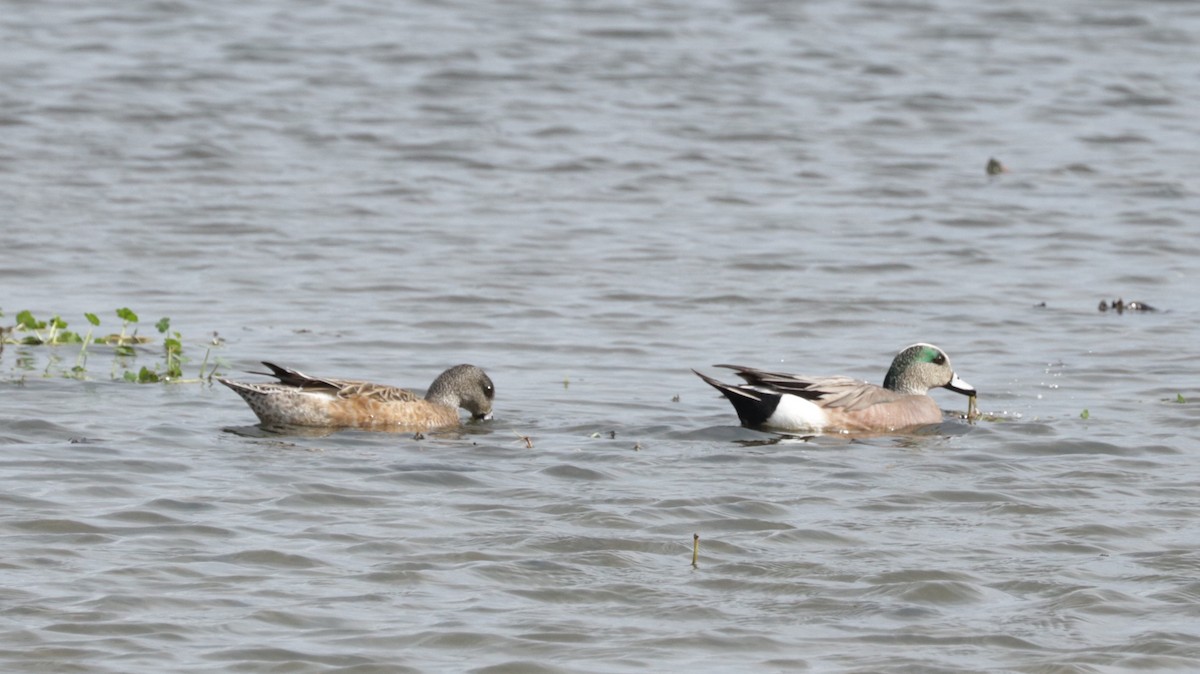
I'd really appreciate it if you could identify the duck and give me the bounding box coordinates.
[694,343,975,434]
[219,362,494,430]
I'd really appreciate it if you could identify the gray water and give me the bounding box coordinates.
[3,0,1199,671]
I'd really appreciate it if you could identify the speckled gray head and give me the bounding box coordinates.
[883,343,975,397]
[426,364,495,420]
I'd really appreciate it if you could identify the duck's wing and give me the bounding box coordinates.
[331,380,422,403]
[255,362,339,388]
[257,362,421,403]
[715,365,905,412]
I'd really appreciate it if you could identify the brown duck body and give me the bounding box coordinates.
[220,362,494,430]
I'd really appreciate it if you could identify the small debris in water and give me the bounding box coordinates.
[986,157,1008,175]
[1099,298,1157,314]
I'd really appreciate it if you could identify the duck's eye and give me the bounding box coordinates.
[933,353,946,365]
[484,384,495,399]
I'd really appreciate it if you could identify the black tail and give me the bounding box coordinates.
[692,369,780,428]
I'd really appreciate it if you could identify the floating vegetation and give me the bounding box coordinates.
[957,395,1010,423]
[986,157,1008,175]
[0,307,225,384]
[692,533,700,568]
[1080,409,1090,420]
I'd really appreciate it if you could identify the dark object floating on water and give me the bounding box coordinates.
[1099,298,1157,314]
[986,157,1008,175]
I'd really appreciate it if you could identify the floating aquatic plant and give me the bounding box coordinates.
[1,307,225,384]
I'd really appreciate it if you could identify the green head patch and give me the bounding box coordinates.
[883,344,946,391]
[914,345,946,366]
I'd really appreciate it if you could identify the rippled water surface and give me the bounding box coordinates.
[3,0,1200,671]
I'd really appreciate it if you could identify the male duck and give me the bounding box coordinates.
[220,362,494,430]
[694,343,975,434]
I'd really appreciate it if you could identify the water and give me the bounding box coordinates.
[3,0,1199,671]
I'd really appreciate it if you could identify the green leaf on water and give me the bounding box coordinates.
[137,366,160,383]
[49,316,68,330]
[116,307,138,323]
[1080,409,1090,420]
[163,336,183,379]
[85,313,100,327]
[1178,393,1188,404]
[123,370,137,382]
[16,310,44,330]
[156,317,170,333]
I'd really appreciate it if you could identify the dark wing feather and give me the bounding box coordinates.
[255,362,419,402]
[255,362,342,389]
[715,365,904,412]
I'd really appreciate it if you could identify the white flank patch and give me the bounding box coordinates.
[762,394,827,433]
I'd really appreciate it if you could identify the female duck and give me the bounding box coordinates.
[220,362,494,430]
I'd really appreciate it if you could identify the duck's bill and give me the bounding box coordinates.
[945,373,976,396]
[473,412,494,421]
